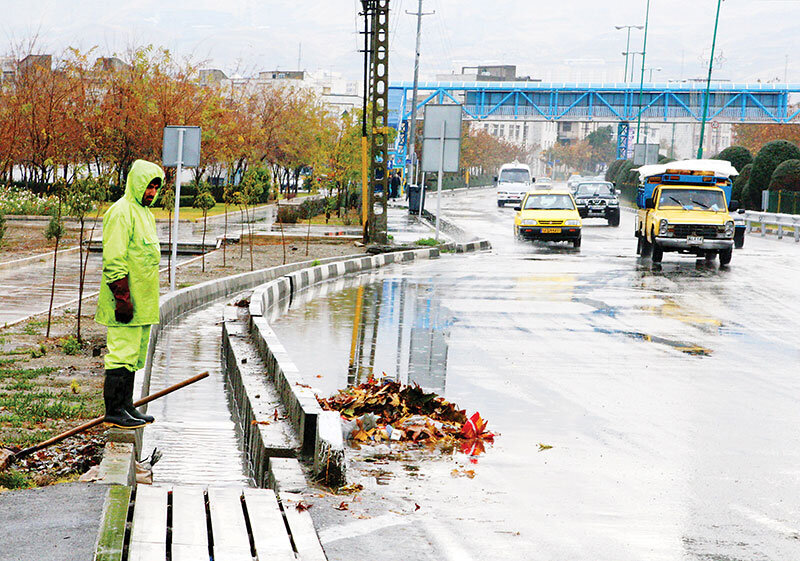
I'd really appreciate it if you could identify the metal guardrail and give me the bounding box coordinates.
[743,211,800,242]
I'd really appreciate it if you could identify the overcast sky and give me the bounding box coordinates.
[3,0,799,84]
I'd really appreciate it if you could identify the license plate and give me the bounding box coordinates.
[687,235,703,245]
[541,228,561,234]
[590,206,605,211]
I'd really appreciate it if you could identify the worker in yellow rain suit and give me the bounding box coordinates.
[95,160,165,429]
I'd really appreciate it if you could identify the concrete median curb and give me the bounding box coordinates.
[243,247,440,488]
[418,208,492,253]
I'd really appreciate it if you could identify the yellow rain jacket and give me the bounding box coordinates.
[95,160,165,327]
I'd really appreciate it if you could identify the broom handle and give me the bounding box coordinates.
[14,371,209,460]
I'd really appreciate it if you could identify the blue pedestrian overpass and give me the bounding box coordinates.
[388,81,800,162]
[390,81,800,125]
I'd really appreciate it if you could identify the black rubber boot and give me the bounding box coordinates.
[103,368,146,429]
[122,369,154,424]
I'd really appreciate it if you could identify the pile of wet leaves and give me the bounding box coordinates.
[318,377,494,450]
[0,430,105,490]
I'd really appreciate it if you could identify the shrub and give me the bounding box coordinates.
[768,159,800,191]
[60,336,83,356]
[732,163,752,204]
[0,186,59,216]
[276,205,299,224]
[605,159,627,183]
[714,145,753,173]
[0,211,6,245]
[749,140,800,195]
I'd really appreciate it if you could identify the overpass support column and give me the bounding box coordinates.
[617,122,630,159]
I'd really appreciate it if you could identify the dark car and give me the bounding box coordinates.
[574,181,621,226]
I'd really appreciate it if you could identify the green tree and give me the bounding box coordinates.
[769,159,800,191]
[605,159,627,183]
[65,174,107,342]
[44,184,66,338]
[161,183,175,284]
[714,146,753,173]
[748,140,800,203]
[239,166,268,270]
[585,126,615,168]
[192,186,216,272]
[732,163,752,205]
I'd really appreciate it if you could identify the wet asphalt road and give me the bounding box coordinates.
[271,188,800,561]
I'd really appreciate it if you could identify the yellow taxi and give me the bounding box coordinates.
[513,190,582,248]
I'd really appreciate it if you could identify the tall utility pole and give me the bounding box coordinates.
[615,25,643,82]
[359,2,372,237]
[697,0,723,159]
[635,0,651,144]
[405,0,434,189]
[365,0,390,243]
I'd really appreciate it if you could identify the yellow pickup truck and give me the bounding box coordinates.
[634,160,739,265]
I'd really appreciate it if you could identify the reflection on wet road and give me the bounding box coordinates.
[273,189,800,561]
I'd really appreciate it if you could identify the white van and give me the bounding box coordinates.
[496,162,533,207]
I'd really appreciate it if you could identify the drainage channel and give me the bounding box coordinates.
[141,298,250,487]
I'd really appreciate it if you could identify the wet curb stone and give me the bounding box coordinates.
[419,208,492,253]
[243,248,441,488]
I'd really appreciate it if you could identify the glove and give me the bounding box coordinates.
[108,277,133,323]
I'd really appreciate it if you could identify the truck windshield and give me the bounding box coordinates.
[524,194,575,210]
[499,169,530,183]
[576,183,613,197]
[657,188,726,211]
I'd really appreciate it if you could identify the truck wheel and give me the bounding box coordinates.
[497,201,504,208]
[734,229,745,249]
[609,214,620,227]
[719,247,733,265]
[573,236,581,249]
[651,241,663,263]
[640,234,652,258]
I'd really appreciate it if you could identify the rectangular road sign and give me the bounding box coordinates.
[421,104,462,173]
[162,126,202,167]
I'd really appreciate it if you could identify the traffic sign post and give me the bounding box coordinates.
[162,126,201,292]
[421,104,462,241]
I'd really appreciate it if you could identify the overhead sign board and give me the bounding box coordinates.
[162,126,202,168]
[633,143,659,166]
[421,104,462,173]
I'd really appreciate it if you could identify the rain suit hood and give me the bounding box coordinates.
[126,159,165,207]
[95,159,165,327]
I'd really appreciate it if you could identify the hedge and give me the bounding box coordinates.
[714,145,753,173]
[732,163,752,205]
[768,159,800,191]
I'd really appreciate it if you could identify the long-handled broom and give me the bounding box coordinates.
[0,371,209,472]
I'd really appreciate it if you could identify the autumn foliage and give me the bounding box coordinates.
[0,45,355,196]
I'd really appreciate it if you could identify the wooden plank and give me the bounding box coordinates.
[171,487,208,549]
[242,488,295,561]
[280,492,327,561]
[172,544,211,561]
[128,485,168,561]
[207,488,252,560]
[94,486,131,561]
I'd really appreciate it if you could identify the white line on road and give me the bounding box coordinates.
[317,513,408,544]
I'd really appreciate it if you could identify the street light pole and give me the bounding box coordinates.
[635,0,651,144]
[616,25,643,82]
[697,0,723,159]
[405,0,434,190]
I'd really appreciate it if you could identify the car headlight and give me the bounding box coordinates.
[724,220,734,237]
[659,219,669,236]
[565,219,580,226]
[609,200,619,205]
[521,219,537,225]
